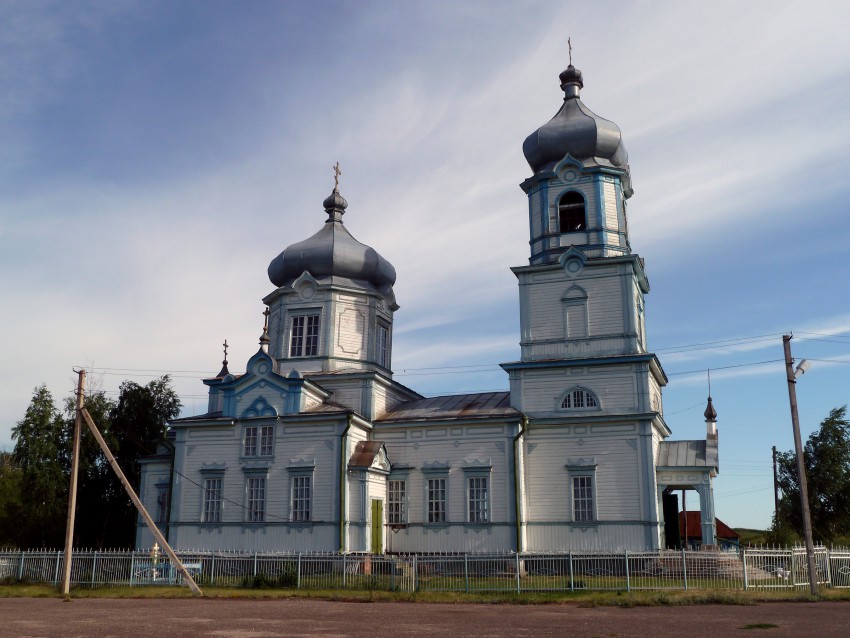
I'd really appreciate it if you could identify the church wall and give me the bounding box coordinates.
[333,294,368,362]
[525,523,650,551]
[515,365,640,417]
[522,426,642,523]
[375,422,517,552]
[163,418,345,552]
[136,460,171,549]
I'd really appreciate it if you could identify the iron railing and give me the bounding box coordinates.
[1,547,848,592]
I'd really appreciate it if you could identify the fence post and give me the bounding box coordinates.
[625,550,630,593]
[130,551,135,587]
[342,552,347,589]
[516,553,521,594]
[464,553,469,593]
[210,554,216,586]
[682,548,688,591]
[569,552,574,591]
[253,552,258,577]
[18,550,25,582]
[390,556,396,592]
[91,551,98,588]
[297,553,302,589]
[742,548,748,590]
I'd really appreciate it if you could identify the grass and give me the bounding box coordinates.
[2,584,850,606]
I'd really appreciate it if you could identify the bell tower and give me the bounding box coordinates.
[502,59,669,550]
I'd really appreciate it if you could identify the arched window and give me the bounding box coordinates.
[559,191,586,233]
[561,388,599,410]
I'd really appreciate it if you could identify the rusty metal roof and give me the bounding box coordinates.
[679,511,739,540]
[376,391,519,423]
[657,440,718,469]
[348,440,385,468]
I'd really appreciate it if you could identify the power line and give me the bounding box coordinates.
[666,359,784,377]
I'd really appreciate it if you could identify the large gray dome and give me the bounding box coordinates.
[523,65,628,174]
[267,189,396,291]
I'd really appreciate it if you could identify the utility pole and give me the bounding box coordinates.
[62,369,86,598]
[772,445,780,522]
[783,334,818,595]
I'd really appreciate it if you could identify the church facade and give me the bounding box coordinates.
[137,59,719,554]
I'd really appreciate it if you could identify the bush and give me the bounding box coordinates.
[242,566,297,589]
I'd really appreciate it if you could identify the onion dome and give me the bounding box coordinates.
[523,64,628,174]
[704,396,717,421]
[267,188,396,292]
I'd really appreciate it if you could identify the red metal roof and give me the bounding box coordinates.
[679,511,739,540]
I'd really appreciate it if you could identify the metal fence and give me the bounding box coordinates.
[1,547,849,593]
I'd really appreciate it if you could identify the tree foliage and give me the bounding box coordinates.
[0,451,23,546]
[776,406,850,544]
[6,377,181,549]
[10,385,68,547]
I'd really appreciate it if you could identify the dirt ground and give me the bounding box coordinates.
[1,598,848,638]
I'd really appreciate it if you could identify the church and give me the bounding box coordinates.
[137,57,719,554]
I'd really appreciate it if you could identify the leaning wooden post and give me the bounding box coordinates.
[80,408,203,596]
[61,369,86,597]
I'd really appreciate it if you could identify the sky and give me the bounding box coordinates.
[1,0,849,531]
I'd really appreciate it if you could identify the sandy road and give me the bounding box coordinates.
[1,598,848,638]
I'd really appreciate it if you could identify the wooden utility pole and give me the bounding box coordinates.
[61,369,85,597]
[783,334,818,595]
[772,445,780,521]
[80,408,203,596]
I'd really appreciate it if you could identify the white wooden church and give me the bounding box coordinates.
[137,59,720,554]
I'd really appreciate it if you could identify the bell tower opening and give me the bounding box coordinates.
[559,191,586,232]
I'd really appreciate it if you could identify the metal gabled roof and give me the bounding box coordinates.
[375,391,519,423]
[657,439,718,470]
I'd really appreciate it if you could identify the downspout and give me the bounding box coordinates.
[339,414,353,552]
[513,416,528,553]
[162,436,176,543]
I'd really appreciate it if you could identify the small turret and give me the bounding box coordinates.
[705,396,718,440]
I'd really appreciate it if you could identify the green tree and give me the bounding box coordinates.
[93,376,181,547]
[10,385,68,547]
[776,406,850,544]
[0,451,23,546]
[63,389,116,548]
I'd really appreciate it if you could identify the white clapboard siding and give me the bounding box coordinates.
[525,522,649,551]
[603,180,619,232]
[523,427,641,521]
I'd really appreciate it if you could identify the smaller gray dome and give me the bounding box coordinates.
[523,64,628,174]
[267,189,396,292]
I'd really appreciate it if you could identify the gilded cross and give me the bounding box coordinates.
[222,339,229,362]
[333,162,341,190]
[263,307,270,330]
[568,37,572,65]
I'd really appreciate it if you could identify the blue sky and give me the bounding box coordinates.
[2,0,849,531]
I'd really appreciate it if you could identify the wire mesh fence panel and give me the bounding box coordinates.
[1,547,846,592]
[20,551,62,585]
[626,552,681,590]
[743,549,794,589]
[91,552,133,586]
[465,555,518,592]
[570,553,626,590]
[520,554,573,592]
[415,555,466,592]
[829,551,850,588]
[298,553,344,590]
